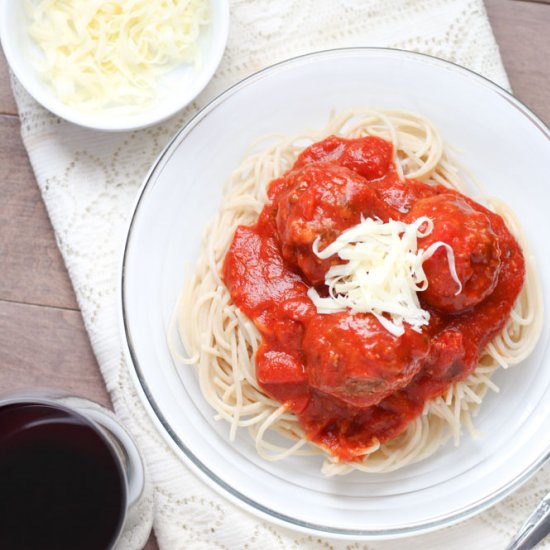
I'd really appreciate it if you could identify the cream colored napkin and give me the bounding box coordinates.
[11,1,550,548]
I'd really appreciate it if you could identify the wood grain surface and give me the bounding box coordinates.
[0,1,548,548]
[0,49,17,115]
[486,0,550,123]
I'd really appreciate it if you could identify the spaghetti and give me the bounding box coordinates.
[172,110,542,475]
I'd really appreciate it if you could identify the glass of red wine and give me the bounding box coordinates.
[0,391,146,550]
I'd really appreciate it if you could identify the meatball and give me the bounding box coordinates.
[409,193,501,313]
[295,135,394,180]
[368,178,438,214]
[275,162,389,285]
[303,313,429,408]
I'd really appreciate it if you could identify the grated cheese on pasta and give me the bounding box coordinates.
[307,216,462,336]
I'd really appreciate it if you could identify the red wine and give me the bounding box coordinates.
[0,402,126,550]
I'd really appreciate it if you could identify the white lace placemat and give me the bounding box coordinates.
[10,1,550,548]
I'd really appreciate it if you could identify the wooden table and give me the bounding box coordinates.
[0,1,548,548]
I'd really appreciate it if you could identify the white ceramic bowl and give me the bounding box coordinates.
[0,0,229,131]
[121,49,550,539]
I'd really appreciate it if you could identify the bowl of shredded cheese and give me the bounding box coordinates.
[0,0,229,131]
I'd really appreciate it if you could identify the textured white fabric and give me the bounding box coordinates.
[10,0,550,548]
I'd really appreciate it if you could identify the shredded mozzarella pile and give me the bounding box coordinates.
[26,0,210,110]
[307,217,462,336]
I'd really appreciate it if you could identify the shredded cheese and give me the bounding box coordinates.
[26,0,210,110]
[307,217,462,337]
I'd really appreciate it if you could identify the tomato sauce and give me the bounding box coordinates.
[222,135,525,462]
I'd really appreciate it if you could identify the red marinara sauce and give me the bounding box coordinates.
[222,135,525,462]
